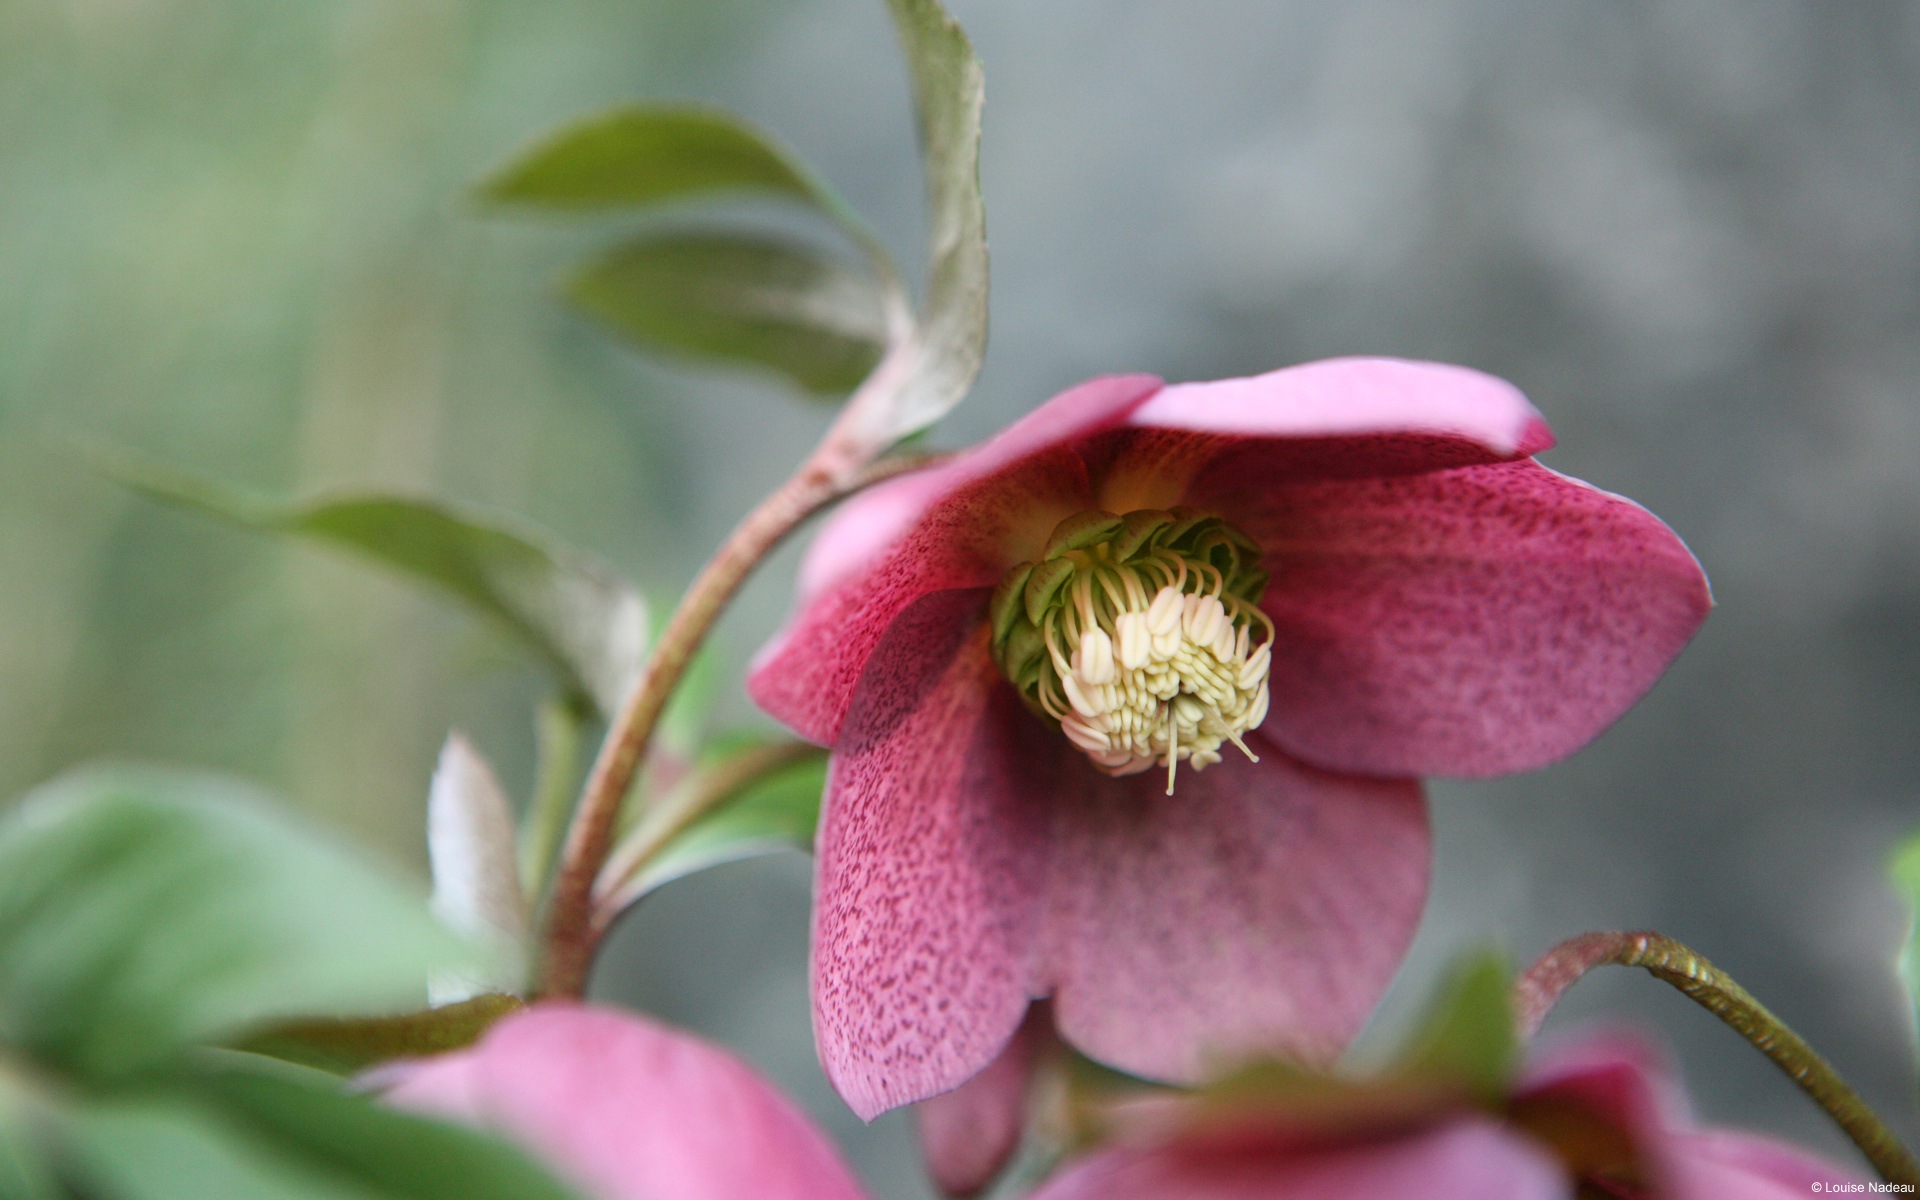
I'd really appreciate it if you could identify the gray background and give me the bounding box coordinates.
[2,2,1917,1194]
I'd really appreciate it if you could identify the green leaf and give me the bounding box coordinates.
[0,769,468,1078]
[60,1097,359,1200]
[866,0,988,443]
[113,465,646,718]
[1393,950,1518,1102]
[0,1118,57,1200]
[569,233,888,397]
[60,1068,584,1200]
[484,105,841,219]
[1890,834,1920,1038]
[627,749,825,897]
[195,1064,582,1200]
[233,995,524,1078]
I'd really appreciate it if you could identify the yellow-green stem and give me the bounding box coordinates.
[1516,930,1920,1187]
[520,695,589,905]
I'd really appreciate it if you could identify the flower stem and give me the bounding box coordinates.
[1516,931,1920,1186]
[519,695,589,904]
[535,449,944,999]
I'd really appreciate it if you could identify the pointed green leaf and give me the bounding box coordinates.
[569,233,888,397]
[1890,833,1920,1040]
[194,1063,582,1200]
[852,0,987,444]
[0,769,470,1079]
[484,105,840,219]
[233,995,523,1078]
[113,465,646,718]
[1393,950,1518,1102]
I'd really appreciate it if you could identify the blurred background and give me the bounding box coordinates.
[3,0,1918,1193]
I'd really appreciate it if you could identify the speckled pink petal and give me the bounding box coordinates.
[1667,1132,1869,1199]
[752,375,1160,747]
[812,605,1053,1119]
[1039,742,1428,1083]
[914,1004,1052,1197]
[1230,458,1710,779]
[801,373,1164,600]
[382,1003,870,1200]
[1130,357,1553,467]
[1026,1118,1570,1200]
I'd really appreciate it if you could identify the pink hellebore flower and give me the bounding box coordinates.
[1030,1037,1868,1200]
[750,358,1711,1119]
[382,1002,870,1200]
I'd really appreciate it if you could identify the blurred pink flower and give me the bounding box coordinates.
[750,358,1711,1119]
[1030,1037,1866,1200]
[382,1002,869,1200]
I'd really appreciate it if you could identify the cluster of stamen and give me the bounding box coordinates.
[990,507,1273,794]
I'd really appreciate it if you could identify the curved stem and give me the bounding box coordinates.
[535,449,945,998]
[1517,931,1920,1186]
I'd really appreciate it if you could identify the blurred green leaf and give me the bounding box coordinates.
[626,748,825,898]
[196,1064,581,1200]
[0,769,468,1078]
[1890,834,1920,1038]
[868,0,988,443]
[61,1066,583,1200]
[61,1097,352,1200]
[235,995,524,1079]
[0,1118,57,1200]
[569,232,888,397]
[114,466,646,718]
[1393,949,1517,1102]
[483,105,841,219]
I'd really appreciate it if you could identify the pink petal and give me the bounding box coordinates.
[1224,458,1710,779]
[1040,741,1428,1082]
[1027,1118,1570,1200]
[1130,357,1553,466]
[382,1002,870,1200]
[1516,1033,1689,1130]
[802,373,1164,600]
[914,1004,1052,1197]
[811,607,1052,1119]
[1668,1132,1870,1199]
[752,374,1160,746]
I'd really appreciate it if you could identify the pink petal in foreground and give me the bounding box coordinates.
[1041,741,1429,1082]
[812,604,1051,1119]
[1668,1132,1870,1199]
[1027,1118,1570,1200]
[1237,458,1711,778]
[382,1003,869,1200]
[914,1004,1053,1197]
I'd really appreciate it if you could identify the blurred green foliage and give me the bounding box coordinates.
[0,0,768,859]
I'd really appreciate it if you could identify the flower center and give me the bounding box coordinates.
[989,507,1273,794]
